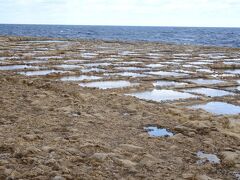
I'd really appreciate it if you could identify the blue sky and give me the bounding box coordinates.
[0,0,240,27]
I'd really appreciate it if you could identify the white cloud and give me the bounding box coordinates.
[0,0,239,27]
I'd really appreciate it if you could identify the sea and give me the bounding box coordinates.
[0,24,240,48]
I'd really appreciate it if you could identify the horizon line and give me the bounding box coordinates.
[0,23,240,29]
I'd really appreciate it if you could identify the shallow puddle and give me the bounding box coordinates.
[175,70,194,74]
[223,61,240,65]
[60,75,102,81]
[120,61,143,65]
[24,60,48,64]
[153,80,187,87]
[233,172,240,180]
[81,52,98,58]
[81,68,106,73]
[146,71,188,77]
[0,65,39,70]
[191,102,240,115]
[182,65,200,68]
[55,64,82,69]
[197,69,214,73]
[113,72,147,77]
[119,51,135,56]
[116,67,149,71]
[184,88,234,97]
[146,64,165,68]
[225,69,240,75]
[79,80,137,89]
[144,126,174,137]
[190,61,212,65]
[196,151,220,164]
[19,70,65,76]
[24,40,66,43]
[186,78,225,85]
[127,89,197,102]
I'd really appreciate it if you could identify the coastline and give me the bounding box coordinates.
[0,36,240,179]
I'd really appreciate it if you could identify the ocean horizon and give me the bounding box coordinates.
[1,24,240,48]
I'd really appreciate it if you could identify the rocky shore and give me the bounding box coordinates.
[0,36,239,179]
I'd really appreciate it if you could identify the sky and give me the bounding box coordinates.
[0,0,240,27]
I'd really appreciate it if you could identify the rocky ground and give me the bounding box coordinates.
[0,36,240,179]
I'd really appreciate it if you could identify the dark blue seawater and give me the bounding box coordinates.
[0,24,240,48]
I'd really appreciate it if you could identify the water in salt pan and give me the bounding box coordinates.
[146,64,165,68]
[190,62,212,65]
[0,65,39,70]
[184,88,234,97]
[223,61,240,65]
[225,69,240,75]
[144,126,174,137]
[55,64,82,69]
[147,53,163,58]
[191,102,240,115]
[197,69,214,73]
[19,70,65,76]
[24,40,66,43]
[113,72,147,77]
[79,80,137,89]
[183,65,200,68]
[24,60,48,64]
[81,52,98,58]
[116,67,149,71]
[60,75,102,81]
[0,57,10,61]
[186,78,225,85]
[153,81,187,87]
[196,151,220,165]
[127,89,197,102]
[146,71,188,77]
[175,70,194,74]
[119,51,135,56]
[81,68,106,73]
[120,61,143,65]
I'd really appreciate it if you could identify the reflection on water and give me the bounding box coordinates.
[127,89,197,102]
[144,126,174,137]
[79,80,138,89]
[191,102,240,115]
